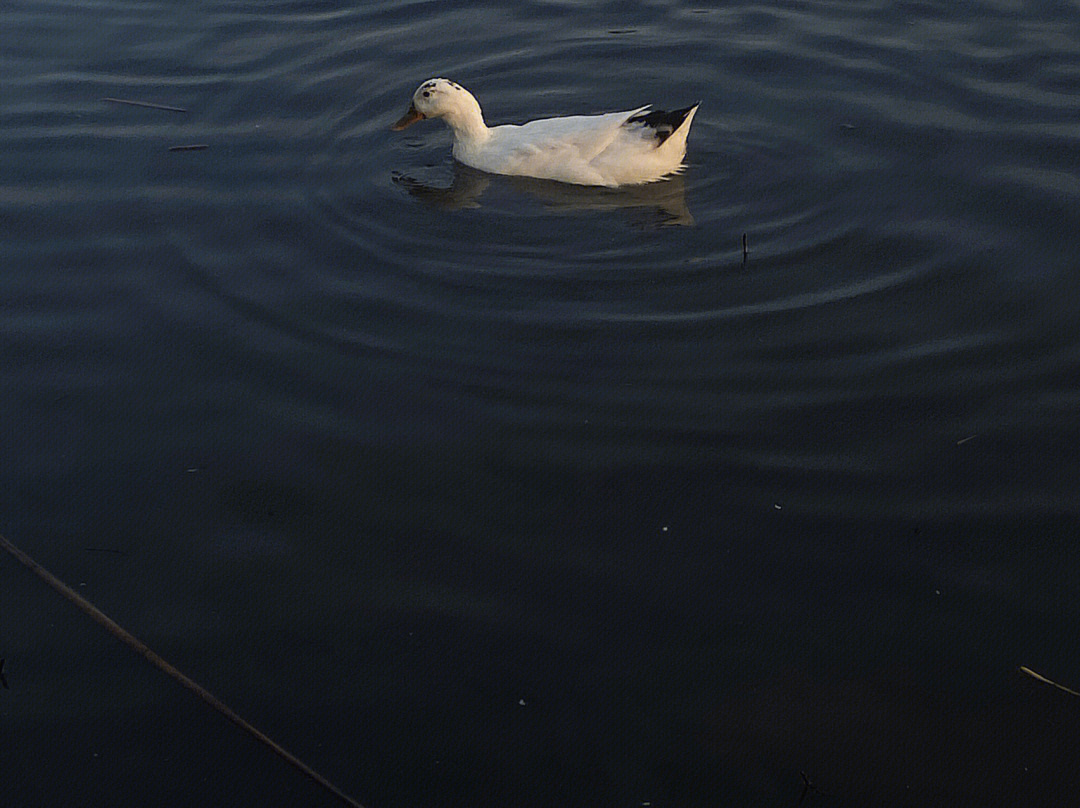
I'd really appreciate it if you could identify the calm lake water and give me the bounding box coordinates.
[3,1,1080,805]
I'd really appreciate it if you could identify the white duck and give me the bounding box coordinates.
[391,78,698,187]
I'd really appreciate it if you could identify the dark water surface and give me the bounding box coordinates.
[4,1,1080,805]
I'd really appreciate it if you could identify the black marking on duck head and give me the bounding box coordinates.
[419,79,465,99]
[628,104,698,144]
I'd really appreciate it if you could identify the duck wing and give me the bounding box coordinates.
[490,106,649,166]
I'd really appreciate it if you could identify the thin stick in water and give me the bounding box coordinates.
[0,532,366,808]
[102,97,188,113]
[169,144,209,152]
[1020,666,1080,697]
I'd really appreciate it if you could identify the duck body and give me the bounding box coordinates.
[392,78,698,187]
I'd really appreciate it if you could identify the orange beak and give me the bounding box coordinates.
[391,104,425,131]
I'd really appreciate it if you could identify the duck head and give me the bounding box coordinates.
[391,78,487,138]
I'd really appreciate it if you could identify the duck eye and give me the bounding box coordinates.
[422,91,430,98]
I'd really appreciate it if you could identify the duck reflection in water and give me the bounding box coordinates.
[392,162,694,228]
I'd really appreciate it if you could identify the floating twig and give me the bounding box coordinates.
[1020,666,1080,697]
[742,232,749,262]
[102,97,187,113]
[0,532,365,808]
[956,435,976,445]
[798,771,812,805]
[168,144,209,152]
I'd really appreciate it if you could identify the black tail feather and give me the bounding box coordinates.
[628,104,699,144]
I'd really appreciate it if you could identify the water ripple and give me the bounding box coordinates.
[4,0,1079,506]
